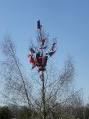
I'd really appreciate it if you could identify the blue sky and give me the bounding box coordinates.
[0,0,89,103]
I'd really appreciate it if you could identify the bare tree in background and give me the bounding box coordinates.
[0,35,32,108]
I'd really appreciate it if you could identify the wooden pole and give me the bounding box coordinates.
[42,71,46,119]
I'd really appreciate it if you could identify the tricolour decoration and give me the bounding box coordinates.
[28,20,56,72]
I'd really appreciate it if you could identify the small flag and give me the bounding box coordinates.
[29,48,35,53]
[49,51,55,56]
[37,20,41,29]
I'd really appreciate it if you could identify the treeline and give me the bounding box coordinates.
[0,104,89,119]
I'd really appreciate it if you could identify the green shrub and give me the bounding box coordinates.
[18,107,32,119]
[0,106,12,119]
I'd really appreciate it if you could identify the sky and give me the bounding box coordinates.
[0,0,89,103]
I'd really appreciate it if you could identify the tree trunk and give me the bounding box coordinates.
[42,71,46,119]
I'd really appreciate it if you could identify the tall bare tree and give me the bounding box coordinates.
[1,35,32,108]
